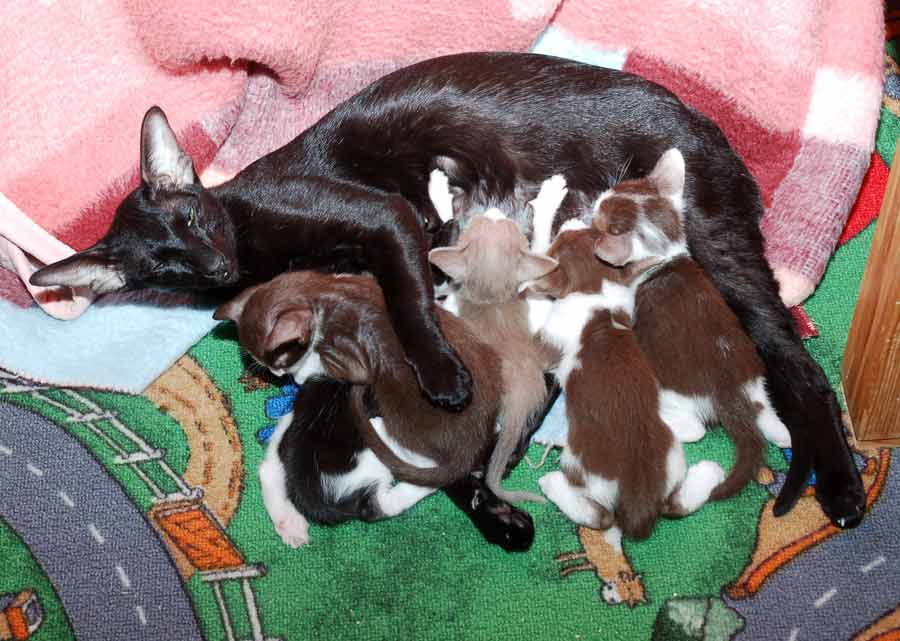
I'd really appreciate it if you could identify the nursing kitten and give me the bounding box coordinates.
[534,261,727,539]
[214,271,504,545]
[428,172,561,504]
[591,149,790,491]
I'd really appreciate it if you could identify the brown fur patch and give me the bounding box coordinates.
[596,197,639,236]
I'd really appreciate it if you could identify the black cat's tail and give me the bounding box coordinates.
[348,387,463,488]
[710,395,765,501]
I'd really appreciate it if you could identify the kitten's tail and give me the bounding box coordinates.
[484,368,548,505]
[709,396,765,501]
[616,500,662,541]
[348,388,463,488]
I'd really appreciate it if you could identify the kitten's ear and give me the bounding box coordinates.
[213,286,259,323]
[526,265,568,298]
[29,247,125,294]
[319,335,371,384]
[265,308,313,354]
[140,106,195,190]
[648,148,685,199]
[428,245,468,281]
[516,251,559,283]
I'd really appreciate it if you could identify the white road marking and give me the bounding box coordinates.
[135,605,147,625]
[88,523,105,545]
[115,565,131,589]
[58,491,75,508]
[787,628,799,641]
[861,556,886,573]
[0,444,11,455]
[26,462,44,476]
[814,588,837,608]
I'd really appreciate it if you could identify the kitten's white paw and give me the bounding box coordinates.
[531,174,569,213]
[665,417,706,443]
[428,168,455,223]
[274,509,310,549]
[677,460,726,513]
[538,470,566,498]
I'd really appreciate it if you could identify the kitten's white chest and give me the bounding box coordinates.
[540,294,598,385]
[287,342,326,383]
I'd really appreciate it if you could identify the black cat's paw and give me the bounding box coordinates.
[773,449,813,517]
[471,492,535,552]
[774,444,866,529]
[814,462,866,529]
[413,352,473,413]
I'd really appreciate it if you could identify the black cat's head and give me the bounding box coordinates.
[30,106,240,294]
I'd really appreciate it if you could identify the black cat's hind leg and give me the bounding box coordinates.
[685,187,864,528]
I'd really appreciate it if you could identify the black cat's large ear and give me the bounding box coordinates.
[140,106,195,190]
[29,247,125,293]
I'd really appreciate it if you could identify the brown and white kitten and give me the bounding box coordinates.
[533,250,727,539]
[592,148,791,494]
[427,172,561,504]
[214,271,503,547]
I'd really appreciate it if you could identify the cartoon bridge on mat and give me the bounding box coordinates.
[0,369,279,641]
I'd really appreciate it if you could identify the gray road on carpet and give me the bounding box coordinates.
[725,457,899,641]
[0,401,203,641]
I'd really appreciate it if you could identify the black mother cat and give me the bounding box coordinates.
[33,52,864,534]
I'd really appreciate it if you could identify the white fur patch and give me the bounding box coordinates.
[259,411,311,548]
[539,470,609,527]
[428,168,455,223]
[743,377,792,447]
[658,389,713,443]
[672,460,725,514]
[584,472,620,513]
[286,338,326,383]
[438,292,460,316]
[375,483,436,517]
[558,218,588,233]
[526,297,553,334]
[603,526,623,553]
[540,287,635,386]
[322,449,393,503]
[529,174,568,253]
[539,294,594,386]
[369,417,437,468]
[598,281,636,320]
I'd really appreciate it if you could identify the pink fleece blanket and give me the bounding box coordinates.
[0,0,884,320]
